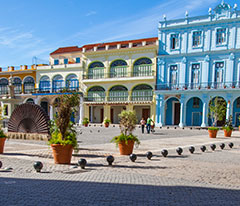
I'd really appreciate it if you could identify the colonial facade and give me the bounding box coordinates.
[82,37,158,123]
[34,47,84,123]
[155,2,240,127]
[0,65,36,119]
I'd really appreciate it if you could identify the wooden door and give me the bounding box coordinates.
[174,102,180,125]
[111,109,114,124]
[100,108,104,123]
[142,109,150,121]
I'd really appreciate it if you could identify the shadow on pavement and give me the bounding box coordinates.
[0,177,239,205]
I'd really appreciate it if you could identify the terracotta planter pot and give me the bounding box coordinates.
[104,123,109,128]
[84,123,88,127]
[118,140,134,155]
[51,144,73,164]
[0,138,6,154]
[224,129,232,137]
[208,129,218,138]
[239,126,240,132]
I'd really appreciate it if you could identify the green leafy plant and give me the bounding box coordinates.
[111,110,140,147]
[48,92,80,148]
[103,118,111,124]
[208,127,219,131]
[222,115,233,131]
[208,96,226,128]
[0,106,6,138]
[82,117,89,125]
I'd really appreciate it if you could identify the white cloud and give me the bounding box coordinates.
[86,11,97,17]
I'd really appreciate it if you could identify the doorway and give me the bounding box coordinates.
[173,102,180,125]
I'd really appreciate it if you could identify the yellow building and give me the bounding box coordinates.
[0,65,36,119]
[81,37,158,123]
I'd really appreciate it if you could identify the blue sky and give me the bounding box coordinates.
[0,0,236,66]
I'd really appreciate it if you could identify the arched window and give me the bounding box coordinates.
[0,78,8,95]
[132,84,153,101]
[13,77,22,94]
[109,85,128,102]
[110,60,128,78]
[52,75,64,92]
[88,61,104,79]
[133,58,152,77]
[23,76,35,94]
[66,74,79,91]
[26,98,35,103]
[39,76,50,92]
[87,86,105,102]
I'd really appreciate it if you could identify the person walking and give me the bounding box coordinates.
[140,117,146,134]
[146,117,153,134]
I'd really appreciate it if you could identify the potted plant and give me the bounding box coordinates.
[0,106,7,154]
[111,110,140,155]
[49,92,80,164]
[103,118,111,128]
[82,117,89,127]
[222,115,233,137]
[208,97,226,138]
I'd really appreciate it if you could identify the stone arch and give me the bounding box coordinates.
[186,97,203,126]
[165,97,180,125]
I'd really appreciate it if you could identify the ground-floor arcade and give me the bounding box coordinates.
[155,91,240,127]
[84,102,155,124]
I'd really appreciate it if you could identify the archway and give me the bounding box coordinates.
[39,76,50,92]
[186,97,203,126]
[208,97,226,126]
[23,76,35,94]
[0,78,8,94]
[165,97,180,125]
[13,77,22,94]
[133,57,152,77]
[110,60,128,78]
[52,75,64,92]
[88,61,104,79]
[233,97,240,126]
[66,74,79,91]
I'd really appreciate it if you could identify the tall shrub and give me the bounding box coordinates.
[209,97,226,127]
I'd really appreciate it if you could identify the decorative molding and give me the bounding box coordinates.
[204,55,210,62]
[229,53,235,61]
[181,57,187,64]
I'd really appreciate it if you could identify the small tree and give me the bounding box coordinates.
[118,110,137,136]
[49,92,80,148]
[209,97,226,127]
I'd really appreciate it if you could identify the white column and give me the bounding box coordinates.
[237,61,240,86]
[179,102,185,128]
[202,55,210,88]
[179,57,187,89]
[226,54,234,87]
[201,102,207,127]
[50,105,53,120]
[79,96,84,125]
[226,101,231,120]
[155,95,164,127]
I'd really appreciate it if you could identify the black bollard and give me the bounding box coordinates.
[210,144,216,151]
[220,143,225,150]
[33,161,43,173]
[78,159,87,169]
[228,142,234,148]
[189,146,195,154]
[176,147,183,155]
[200,145,206,152]
[106,155,114,166]
[0,160,2,169]
[146,151,153,160]
[129,154,137,162]
[161,149,168,157]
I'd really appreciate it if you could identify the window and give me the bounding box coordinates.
[237,98,240,108]
[193,97,200,108]
[170,65,178,87]
[215,62,224,87]
[54,59,59,65]
[191,63,200,88]
[192,31,202,47]
[4,105,8,115]
[64,59,68,64]
[216,28,226,45]
[76,57,80,63]
[171,34,179,50]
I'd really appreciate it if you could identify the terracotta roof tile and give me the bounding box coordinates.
[50,46,82,55]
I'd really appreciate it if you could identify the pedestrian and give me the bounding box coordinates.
[146,117,153,134]
[140,117,146,134]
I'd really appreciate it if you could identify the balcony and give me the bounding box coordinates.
[83,70,154,80]
[155,82,239,91]
[133,65,152,77]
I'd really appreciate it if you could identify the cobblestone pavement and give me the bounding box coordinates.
[0,127,240,205]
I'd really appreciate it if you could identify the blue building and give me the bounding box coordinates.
[155,1,240,127]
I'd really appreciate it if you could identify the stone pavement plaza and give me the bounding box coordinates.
[1,126,240,205]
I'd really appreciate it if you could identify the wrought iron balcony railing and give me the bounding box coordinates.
[155,82,239,91]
